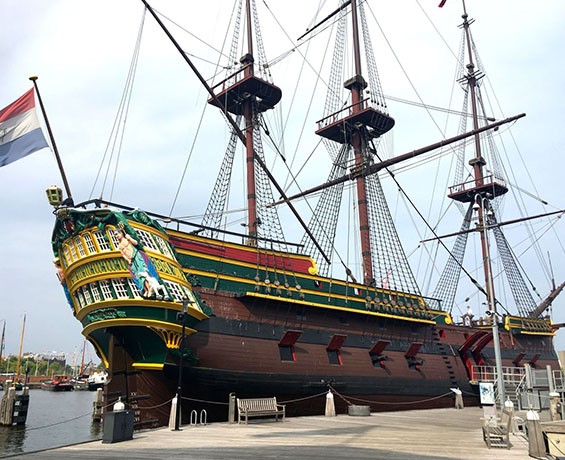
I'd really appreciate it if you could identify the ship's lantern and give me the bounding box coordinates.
[46,185,63,207]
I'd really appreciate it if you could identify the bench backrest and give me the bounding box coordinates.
[238,397,278,411]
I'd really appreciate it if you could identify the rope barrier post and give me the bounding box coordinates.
[325,391,336,417]
[168,395,178,430]
[228,393,236,424]
[450,388,464,409]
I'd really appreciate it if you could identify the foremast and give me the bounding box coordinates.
[205,0,283,247]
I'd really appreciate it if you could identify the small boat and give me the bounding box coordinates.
[41,375,74,392]
[87,371,108,391]
[71,377,89,391]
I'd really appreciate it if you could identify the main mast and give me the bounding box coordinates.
[314,0,394,285]
[349,0,373,285]
[243,0,258,242]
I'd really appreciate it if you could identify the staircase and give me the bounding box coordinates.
[432,328,459,388]
[472,364,561,410]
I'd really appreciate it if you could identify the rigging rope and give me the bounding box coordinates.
[89,10,146,202]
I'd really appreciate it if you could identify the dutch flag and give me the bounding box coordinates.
[0,88,48,167]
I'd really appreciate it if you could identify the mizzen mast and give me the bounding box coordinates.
[433,1,545,323]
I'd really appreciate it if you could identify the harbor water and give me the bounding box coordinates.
[0,389,101,457]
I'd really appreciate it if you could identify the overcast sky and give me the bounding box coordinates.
[1,0,564,363]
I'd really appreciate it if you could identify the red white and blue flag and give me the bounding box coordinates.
[0,88,48,167]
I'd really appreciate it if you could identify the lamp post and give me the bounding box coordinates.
[174,298,189,431]
[475,194,506,407]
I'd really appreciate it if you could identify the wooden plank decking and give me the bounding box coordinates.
[15,407,531,459]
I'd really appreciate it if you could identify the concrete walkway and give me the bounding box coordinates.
[11,407,535,460]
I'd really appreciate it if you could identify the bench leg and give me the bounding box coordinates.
[482,427,491,449]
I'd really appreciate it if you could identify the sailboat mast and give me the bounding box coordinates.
[349,0,374,285]
[243,0,258,243]
[14,314,26,383]
[79,340,86,376]
[0,321,5,368]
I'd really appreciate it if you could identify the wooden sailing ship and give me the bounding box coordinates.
[45,0,563,427]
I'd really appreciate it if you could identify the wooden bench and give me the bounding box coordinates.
[482,408,513,448]
[237,397,286,424]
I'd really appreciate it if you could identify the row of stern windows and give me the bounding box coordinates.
[61,225,174,267]
[73,277,191,310]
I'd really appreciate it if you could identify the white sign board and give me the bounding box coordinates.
[479,382,495,405]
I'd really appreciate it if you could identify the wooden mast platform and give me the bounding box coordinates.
[208,60,282,116]
[315,98,395,144]
[448,174,509,203]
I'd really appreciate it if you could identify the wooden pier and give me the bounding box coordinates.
[13,407,530,459]
[0,384,30,426]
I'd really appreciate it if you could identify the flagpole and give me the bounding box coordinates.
[29,76,74,205]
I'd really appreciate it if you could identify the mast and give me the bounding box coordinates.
[14,314,26,384]
[349,0,373,285]
[0,321,5,369]
[443,0,511,407]
[460,2,500,318]
[79,340,86,376]
[242,0,258,243]
[143,0,332,257]
[313,0,395,285]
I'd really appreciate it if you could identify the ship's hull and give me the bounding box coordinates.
[49,207,559,428]
[103,286,558,427]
